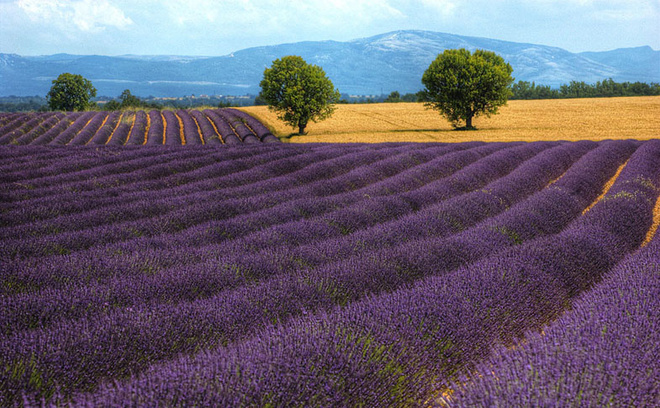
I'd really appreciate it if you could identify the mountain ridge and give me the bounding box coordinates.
[1,30,658,97]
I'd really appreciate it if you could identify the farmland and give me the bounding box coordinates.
[0,108,279,146]
[242,96,660,143]
[1,139,659,406]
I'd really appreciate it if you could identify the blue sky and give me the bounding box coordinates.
[1,0,658,56]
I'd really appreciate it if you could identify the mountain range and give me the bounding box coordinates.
[1,30,658,97]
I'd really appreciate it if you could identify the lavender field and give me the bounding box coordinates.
[0,109,279,146]
[1,140,659,407]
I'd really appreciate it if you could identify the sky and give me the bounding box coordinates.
[1,0,659,56]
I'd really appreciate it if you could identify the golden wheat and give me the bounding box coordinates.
[241,96,660,143]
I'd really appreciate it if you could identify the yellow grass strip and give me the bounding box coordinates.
[192,115,205,145]
[205,115,224,144]
[224,117,242,141]
[546,169,568,187]
[641,192,660,247]
[143,111,151,145]
[67,114,95,146]
[175,112,186,145]
[105,112,124,145]
[161,112,167,145]
[126,112,137,146]
[85,112,109,146]
[582,159,629,215]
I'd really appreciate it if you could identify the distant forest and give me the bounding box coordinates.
[509,78,660,100]
[0,78,658,112]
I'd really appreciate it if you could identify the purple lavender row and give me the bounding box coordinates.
[0,145,456,258]
[0,112,54,145]
[0,147,76,181]
[204,109,239,144]
[0,147,289,235]
[1,110,279,146]
[0,143,576,398]
[256,140,604,272]
[0,112,20,128]
[69,140,657,407]
[0,147,217,210]
[68,112,108,145]
[106,112,134,146]
[0,144,494,328]
[0,144,409,230]
[0,143,437,239]
[1,146,253,217]
[0,149,72,180]
[229,109,279,142]
[176,110,203,145]
[153,142,546,255]
[1,145,197,192]
[88,112,121,145]
[1,142,277,198]
[2,142,288,203]
[445,231,660,407]
[31,113,82,146]
[0,143,54,163]
[215,109,260,143]
[0,145,476,294]
[1,140,620,404]
[125,110,148,145]
[189,110,221,144]
[48,112,97,146]
[145,110,163,145]
[0,146,322,230]
[0,142,588,341]
[0,141,596,402]
[162,110,182,145]
[14,113,66,145]
[0,144,357,234]
[0,113,41,142]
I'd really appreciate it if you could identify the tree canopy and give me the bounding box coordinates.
[422,49,514,129]
[46,73,97,112]
[259,56,340,134]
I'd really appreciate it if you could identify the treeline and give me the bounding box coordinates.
[0,96,48,112]
[346,78,660,104]
[101,90,163,110]
[510,78,660,100]
[2,79,660,112]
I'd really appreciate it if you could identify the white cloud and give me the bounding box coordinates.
[420,0,456,17]
[159,0,221,25]
[17,0,133,32]
[3,0,658,56]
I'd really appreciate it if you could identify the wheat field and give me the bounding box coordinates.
[241,96,660,143]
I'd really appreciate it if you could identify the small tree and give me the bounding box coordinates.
[259,56,340,134]
[384,91,401,103]
[47,73,97,111]
[119,89,141,108]
[422,49,514,129]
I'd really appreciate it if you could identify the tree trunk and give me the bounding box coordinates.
[465,114,473,129]
[298,122,307,134]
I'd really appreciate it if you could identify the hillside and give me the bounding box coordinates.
[1,30,658,97]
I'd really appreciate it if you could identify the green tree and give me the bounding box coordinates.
[422,49,514,129]
[259,56,340,134]
[119,89,141,108]
[46,73,97,111]
[384,91,401,103]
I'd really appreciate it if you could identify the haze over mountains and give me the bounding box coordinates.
[1,30,658,98]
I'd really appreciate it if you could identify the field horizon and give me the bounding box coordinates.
[241,95,660,143]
